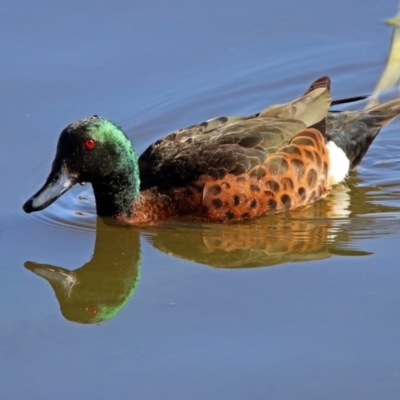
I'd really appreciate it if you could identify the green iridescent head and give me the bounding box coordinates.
[23,116,140,218]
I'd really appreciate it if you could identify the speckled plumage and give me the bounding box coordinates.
[23,76,400,224]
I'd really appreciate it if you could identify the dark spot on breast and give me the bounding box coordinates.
[308,190,316,202]
[236,176,246,183]
[298,187,306,201]
[250,184,260,192]
[233,195,240,206]
[221,182,231,189]
[211,198,223,209]
[225,211,235,219]
[316,185,322,198]
[291,159,305,180]
[281,177,294,190]
[249,167,266,180]
[250,198,257,208]
[307,168,318,187]
[281,194,292,210]
[209,184,221,195]
[267,198,277,211]
[266,180,280,192]
[241,212,250,220]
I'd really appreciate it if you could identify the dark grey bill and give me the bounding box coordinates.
[23,163,75,213]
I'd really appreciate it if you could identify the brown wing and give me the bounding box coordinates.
[138,77,332,190]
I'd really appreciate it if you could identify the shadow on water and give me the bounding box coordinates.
[24,175,400,324]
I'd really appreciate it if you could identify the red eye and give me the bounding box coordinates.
[84,139,96,149]
[87,306,99,315]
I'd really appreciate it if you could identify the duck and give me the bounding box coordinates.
[23,76,400,224]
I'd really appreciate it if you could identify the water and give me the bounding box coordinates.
[2,0,400,399]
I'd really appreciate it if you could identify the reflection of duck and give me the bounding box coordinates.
[24,220,140,324]
[23,76,400,224]
[24,178,400,324]
[143,179,400,268]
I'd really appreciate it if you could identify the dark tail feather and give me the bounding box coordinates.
[328,97,400,169]
[331,95,368,106]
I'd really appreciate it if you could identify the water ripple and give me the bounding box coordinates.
[22,185,97,233]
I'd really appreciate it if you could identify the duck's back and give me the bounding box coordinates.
[135,78,333,222]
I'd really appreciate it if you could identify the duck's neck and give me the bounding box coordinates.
[92,158,140,219]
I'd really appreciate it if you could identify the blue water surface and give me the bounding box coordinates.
[1,1,400,399]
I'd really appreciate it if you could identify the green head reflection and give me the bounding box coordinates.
[25,219,141,324]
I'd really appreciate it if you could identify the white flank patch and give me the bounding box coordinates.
[325,141,350,186]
